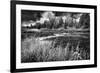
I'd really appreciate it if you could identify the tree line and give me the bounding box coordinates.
[22,11,90,29]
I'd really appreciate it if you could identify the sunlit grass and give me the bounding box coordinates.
[21,37,90,63]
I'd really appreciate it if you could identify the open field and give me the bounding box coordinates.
[21,29,90,63]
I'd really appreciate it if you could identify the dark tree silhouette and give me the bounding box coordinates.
[79,14,90,28]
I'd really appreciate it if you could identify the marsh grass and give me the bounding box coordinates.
[21,37,90,63]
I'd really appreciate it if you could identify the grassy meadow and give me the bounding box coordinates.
[21,32,90,63]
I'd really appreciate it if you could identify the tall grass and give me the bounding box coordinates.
[21,37,89,63]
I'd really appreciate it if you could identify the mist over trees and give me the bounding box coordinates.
[21,10,90,29]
